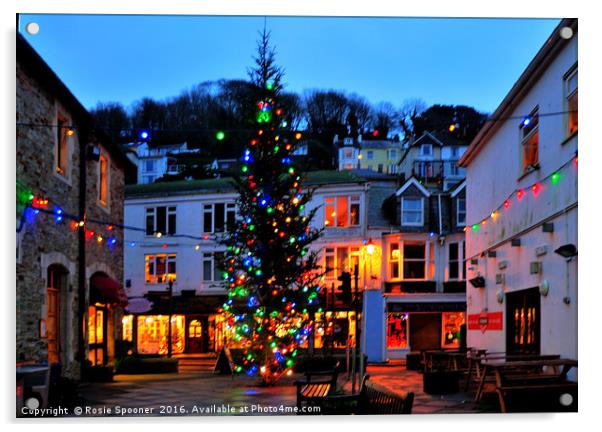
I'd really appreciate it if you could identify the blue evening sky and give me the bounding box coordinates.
[18,14,560,114]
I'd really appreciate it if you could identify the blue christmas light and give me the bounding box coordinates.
[522,117,531,127]
[139,130,150,140]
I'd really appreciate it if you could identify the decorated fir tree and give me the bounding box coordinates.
[219,30,324,385]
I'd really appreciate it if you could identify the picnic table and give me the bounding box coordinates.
[472,354,561,400]
[295,362,340,412]
[475,357,577,412]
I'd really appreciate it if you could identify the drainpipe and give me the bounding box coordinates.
[77,127,88,380]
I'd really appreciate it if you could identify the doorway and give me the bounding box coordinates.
[506,287,541,355]
[409,313,442,351]
[47,265,67,364]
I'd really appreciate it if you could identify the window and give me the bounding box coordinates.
[403,242,426,279]
[98,154,108,207]
[202,252,225,282]
[143,160,156,173]
[462,241,466,280]
[377,164,384,173]
[441,312,465,348]
[203,203,236,233]
[565,67,578,135]
[388,149,397,160]
[55,116,69,177]
[389,164,397,174]
[401,197,423,226]
[448,242,460,280]
[146,206,176,236]
[343,138,353,145]
[324,247,360,278]
[457,197,466,226]
[136,315,185,355]
[451,147,460,159]
[520,108,539,173]
[367,150,374,160]
[145,253,176,284]
[344,149,353,159]
[389,243,400,279]
[387,313,408,349]
[142,175,156,184]
[420,144,432,157]
[188,320,202,338]
[324,196,360,227]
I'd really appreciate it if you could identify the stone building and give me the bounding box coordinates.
[16,34,131,381]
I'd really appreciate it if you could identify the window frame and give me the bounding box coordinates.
[98,152,109,209]
[387,240,431,281]
[564,65,578,137]
[323,246,361,279]
[401,197,424,226]
[520,106,540,174]
[456,196,466,227]
[145,206,177,236]
[202,251,225,282]
[54,112,71,182]
[420,144,433,157]
[402,241,427,281]
[366,150,374,160]
[203,202,236,234]
[144,253,177,284]
[324,195,361,228]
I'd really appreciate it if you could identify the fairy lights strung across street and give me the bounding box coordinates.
[464,152,577,232]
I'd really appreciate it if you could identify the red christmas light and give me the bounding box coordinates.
[503,199,510,209]
[517,189,525,200]
[531,183,541,196]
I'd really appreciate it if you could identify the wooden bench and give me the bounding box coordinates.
[319,375,415,415]
[295,363,340,411]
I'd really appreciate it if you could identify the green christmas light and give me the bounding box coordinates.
[551,172,560,185]
[472,224,479,232]
[257,111,272,123]
[216,131,225,141]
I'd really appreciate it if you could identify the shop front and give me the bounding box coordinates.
[122,294,228,355]
[385,301,466,359]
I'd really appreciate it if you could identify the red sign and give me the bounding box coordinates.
[468,312,503,332]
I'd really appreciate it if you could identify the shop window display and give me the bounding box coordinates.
[441,312,465,348]
[387,313,408,349]
[136,315,185,355]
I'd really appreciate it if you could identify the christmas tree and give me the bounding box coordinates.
[219,30,324,385]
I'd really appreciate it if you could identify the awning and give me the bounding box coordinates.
[90,274,128,307]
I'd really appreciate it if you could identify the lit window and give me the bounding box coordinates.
[98,154,108,206]
[344,149,353,158]
[457,197,466,226]
[389,243,400,279]
[136,315,185,355]
[203,203,236,233]
[202,252,225,282]
[441,312,465,348]
[55,116,69,177]
[145,254,176,284]
[403,242,426,279]
[146,206,176,236]
[88,305,105,366]
[520,108,539,173]
[565,68,578,135]
[401,197,423,226]
[188,320,202,338]
[387,313,408,349]
[324,247,360,279]
[324,196,360,228]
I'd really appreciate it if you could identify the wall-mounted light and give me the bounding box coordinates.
[554,244,578,261]
[469,276,486,288]
[496,290,504,304]
[539,280,550,297]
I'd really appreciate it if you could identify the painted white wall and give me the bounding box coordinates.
[464,34,578,362]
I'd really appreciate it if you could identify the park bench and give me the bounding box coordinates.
[483,358,578,412]
[295,362,340,411]
[319,375,415,415]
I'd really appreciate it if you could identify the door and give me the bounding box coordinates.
[506,288,540,355]
[46,288,60,364]
[88,305,107,365]
[186,318,204,353]
[409,313,442,351]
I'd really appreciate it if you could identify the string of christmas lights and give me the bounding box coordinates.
[465,152,578,232]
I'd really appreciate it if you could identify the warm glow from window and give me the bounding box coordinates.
[136,315,185,355]
[99,154,108,205]
[387,313,408,349]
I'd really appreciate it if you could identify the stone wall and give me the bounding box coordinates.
[16,56,126,379]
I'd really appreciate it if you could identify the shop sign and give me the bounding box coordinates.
[468,312,503,332]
